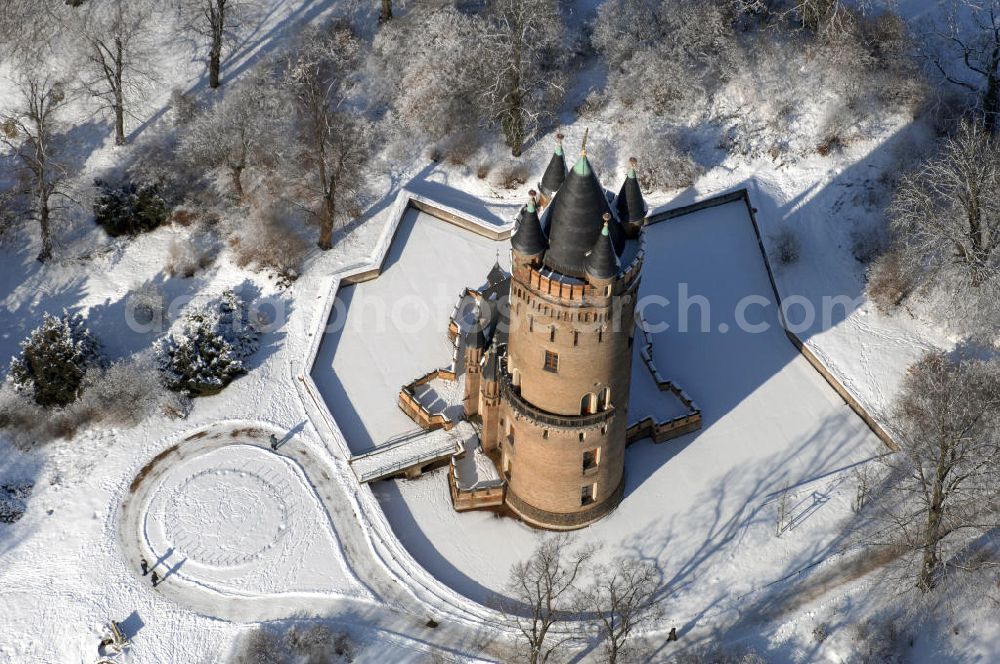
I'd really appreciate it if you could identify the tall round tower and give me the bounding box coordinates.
[497,144,646,530]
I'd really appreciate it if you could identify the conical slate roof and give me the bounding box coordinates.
[616,159,646,224]
[465,325,487,350]
[585,218,620,281]
[511,194,547,257]
[539,134,567,196]
[486,261,507,286]
[542,154,618,278]
[481,348,497,382]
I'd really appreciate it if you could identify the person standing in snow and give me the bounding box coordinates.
[150,571,159,587]
[269,434,279,451]
[140,558,148,575]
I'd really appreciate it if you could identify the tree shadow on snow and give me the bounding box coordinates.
[129,0,345,143]
[618,411,880,661]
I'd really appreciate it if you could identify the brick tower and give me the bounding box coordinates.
[493,139,647,530]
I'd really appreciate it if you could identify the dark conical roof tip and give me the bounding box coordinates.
[616,156,646,224]
[585,215,620,281]
[539,133,566,196]
[511,191,547,257]
[542,152,621,278]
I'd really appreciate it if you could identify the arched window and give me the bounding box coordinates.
[598,387,611,410]
[581,392,597,415]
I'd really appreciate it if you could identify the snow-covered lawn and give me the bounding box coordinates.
[143,443,356,596]
[372,200,885,631]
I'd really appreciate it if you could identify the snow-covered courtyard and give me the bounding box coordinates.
[312,208,511,454]
[371,200,885,621]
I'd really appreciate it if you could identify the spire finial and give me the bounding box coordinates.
[581,127,589,156]
[601,212,611,235]
[627,156,638,178]
[527,189,537,212]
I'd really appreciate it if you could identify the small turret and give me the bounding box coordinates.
[511,190,547,261]
[481,348,498,384]
[616,157,647,233]
[463,303,488,417]
[585,214,620,284]
[539,133,567,198]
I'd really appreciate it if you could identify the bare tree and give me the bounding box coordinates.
[872,352,1000,592]
[179,0,245,89]
[926,1,1000,133]
[889,120,1000,290]
[181,68,280,201]
[0,0,65,65]
[498,534,593,664]
[0,72,72,262]
[592,0,737,119]
[379,0,393,24]
[581,560,662,664]
[78,0,156,145]
[285,23,370,250]
[368,6,485,150]
[791,0,857,38]
[480,0,566,157]
[228,626,282,663]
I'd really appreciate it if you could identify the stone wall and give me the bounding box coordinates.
[448,465,505,511]
[398,369,458,431]
[626,311,703,445]
[505,475,626,530]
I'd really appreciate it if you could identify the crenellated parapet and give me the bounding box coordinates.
[510,243,644,306]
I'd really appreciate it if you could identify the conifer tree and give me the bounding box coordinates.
[9,311,100,407]
[157,290,259,396]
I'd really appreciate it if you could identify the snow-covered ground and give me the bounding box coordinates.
[311,208,511,454]
[2,0,996,661]
[372,200,883,615]
[0,143,981,663]
[142,443,358,596]
[628,336,698,427]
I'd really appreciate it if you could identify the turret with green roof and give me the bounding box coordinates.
[539,133,567,197]
[616,157,647,230]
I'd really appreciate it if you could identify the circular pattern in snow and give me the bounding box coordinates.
[141,442,359,597]
[164,468,288,566]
